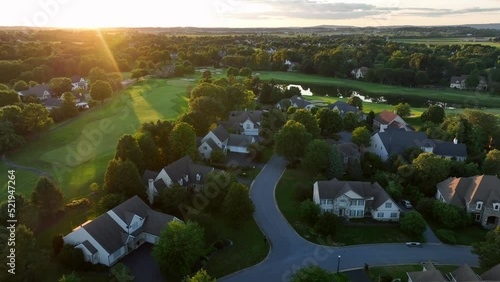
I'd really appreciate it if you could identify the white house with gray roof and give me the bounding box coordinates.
[369,131,467,161]
[198,123,257,160]
[276,95,315,111]
[313,179,400,221]
[328,101,366,121]
[219,110,263,136]
[64,196,179,266]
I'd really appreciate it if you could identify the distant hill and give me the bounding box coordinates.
[462,23,500,30]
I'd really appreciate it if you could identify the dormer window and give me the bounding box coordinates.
[179,179,183,185]
[476,201,483,210]
[494,203,500,211]
[196,174,201,181]
[184,175,189,182]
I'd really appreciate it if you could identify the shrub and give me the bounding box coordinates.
[299,199,320,225]
[65,198,91,209]
[436,229,457,244]
[400,211,427,236]
[314,212,339,237]
[295,183,312,202]
[57,244,89,270]
[416,197,436,219]
[52,234,64,256]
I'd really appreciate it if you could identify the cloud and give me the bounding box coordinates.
[399,6,500,17]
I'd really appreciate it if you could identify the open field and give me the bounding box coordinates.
[257,71,500,108]
[3,77,190,202]
[393,37,500,48]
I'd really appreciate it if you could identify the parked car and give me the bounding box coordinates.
[401,199,413,209]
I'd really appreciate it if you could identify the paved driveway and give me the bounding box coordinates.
[121,243,164,282]
[219,156,478,282]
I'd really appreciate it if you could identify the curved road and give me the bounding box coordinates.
[220,156,478,282]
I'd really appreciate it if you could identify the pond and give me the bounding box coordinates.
[284,83,453,108]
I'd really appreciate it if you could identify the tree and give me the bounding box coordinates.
[274,120,312,165]
[292,109,320,137]
[50,77,73,96]
[110,263,134,282]
[134,132,160,171]
[290,265,333,282]
[58,272,81,282]
[348,159,363,180]
[31,176,63,218]
[0,90,21,107]
[169,122,197,161]
[343,112,359,131]
[316,109,342,137]
[352,126,371,148]
[412,153,450,195]
[223,182,255,226]
[183,269,216,282]
[153,221,204,279]
[299,199,320,225]
[400,211,426,236]
[178,111,211,136]
[52,234,64,256]
[347,96,363,110]
[315,212,339,236]
[90,80,113,104]
[386,181,404,201]
[0,83,8,90]
[365,110,375,128]
[326,145,344,180]
[421,105,445,124]
[483,149,500,176]
[103,159,146,199]
[13,80,28,92]
[157,185,189,218]
[56,244,86,270]
[21,103,52,135]
[432,200,468,229]
[472,226,500,268]
[239,67,253,77]
[226,67,239,77]
[115,134,145,172]
[393,103,411,117]
[210,149,226,164]
[130,68,149,81]
[466,69,481,89]
[226,83,254,111]
[60,92,79,119]
[0,121,24,153]
[302,139,332,176]
[97,193,127,214]
[88,67,107,84]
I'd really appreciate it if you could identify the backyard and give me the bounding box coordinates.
[275,169,419,246]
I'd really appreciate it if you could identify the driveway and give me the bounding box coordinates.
[121,243,164,282]
[219,156,478,282]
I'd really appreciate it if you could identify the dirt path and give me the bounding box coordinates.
[2,154,54,180]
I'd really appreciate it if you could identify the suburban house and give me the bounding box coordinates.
[407,261,500,282]
[143,156,215,204]
[373,110,412,132]
[313,179,400,221]
[327,140,360,170]
[436,175,500,229]
[64,196,179,266]
[71,76,89,90]
[18,83,52,101]
[369,131,468,161]
[219,110,263,136]
[450,75,488,91]
[351,67,369,79]
[198,125,256,159]
[276,95,315,111]
[328,101,366,120]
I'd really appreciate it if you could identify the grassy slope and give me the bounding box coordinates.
[3,77,190,201]
[275,169,418,245]
[256,71,500,108]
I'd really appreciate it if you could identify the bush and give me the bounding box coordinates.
[416,197,436,219]
[299,199,320,225]
[65,198,91,209]
[400,211,427,236]
[314,212,339,237]
[57,244,89,270]
[432,200,469,229]
[295,183,312,202]
[436,229,457,244]
[52,234,64,256]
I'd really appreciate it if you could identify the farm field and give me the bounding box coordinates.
[256,71,500,108]
[3,77,191,202]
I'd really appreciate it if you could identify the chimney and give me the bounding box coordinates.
[147,179,155,205]
[453,137,458,145]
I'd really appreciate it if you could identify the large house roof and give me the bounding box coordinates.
[228,134,254,147]
[328,101,362,117]
[315,179,393,210]
[111,196,149,225]
[82,213,125,254]
[451,264,481,282]
[377,131,428,155]
[211,125,229,143]
[143,209,176,236]
[81,240,98,254]
[289,95,312,109]
[19,83,52,98]
[407,270,448,282]
[158,156,214,188]
[437,175,500,209]
[433,141,468,158]
[374,110,400,125]
[481,263,500,281]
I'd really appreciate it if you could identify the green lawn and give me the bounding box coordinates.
[427,220,488,246]
[0,162,41,200]
[275,169,419,245]
[3,77,190,203]
[367,264,488,282]
[197,214,269,278]
[256,71,500,108]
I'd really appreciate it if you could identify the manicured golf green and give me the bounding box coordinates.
[257,71,500,108]
[4,77,190,201]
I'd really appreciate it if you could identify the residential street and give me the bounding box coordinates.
[220,156,479,282]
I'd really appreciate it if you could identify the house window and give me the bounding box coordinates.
[349,210,354,216]
[475,214,481,221]
[390,213,398,218]
[327,199,334,204]
[494,204,500,211]
[377,212,384,218]
[357,210,363,216]
[476,202,483,210]
[385,202,392,209]
[246,123,251,129]
[196,174,201,181]
[320,199,326,204]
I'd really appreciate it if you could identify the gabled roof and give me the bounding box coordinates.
[211,125,229,142]
[143,209,175,236]
[81,240,98,254]
[433,141,468,158]
[336,143,360,158]
[159,155,215,187]
[203,138,219,150]
[143,169,159,184]
[315,179,394,210]
[481,263,500,281]
[43,97,62,108]
[82,213,125,254]
[111,196,149,225]
[437,175,500,209]
[328,101,362,117]
[375,110,400,125]
[451,264,481,282]
[289,95,312,109]
[71,75,84,83]
[228,134,254,147]
[376,131,429,155]
[19,83,52,97]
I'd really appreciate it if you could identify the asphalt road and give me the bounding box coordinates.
[220,156,479,282]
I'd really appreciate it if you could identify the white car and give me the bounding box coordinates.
[401,199,413,209]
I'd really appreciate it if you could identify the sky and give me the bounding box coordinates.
[4,0,500,28]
